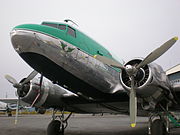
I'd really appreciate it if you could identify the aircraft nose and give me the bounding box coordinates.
[10,30,19,52]
[10,28,63,56]
[10,29,36,54]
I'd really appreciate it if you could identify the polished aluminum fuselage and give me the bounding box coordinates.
[11,29,125,99]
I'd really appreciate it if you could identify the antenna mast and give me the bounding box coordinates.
[64,19,79,27]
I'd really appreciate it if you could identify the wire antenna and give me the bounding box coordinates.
[64,19,79,27]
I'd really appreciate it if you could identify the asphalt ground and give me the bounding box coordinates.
[0,114,180,135]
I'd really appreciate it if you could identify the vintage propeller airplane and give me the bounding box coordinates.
[5,19,180,135]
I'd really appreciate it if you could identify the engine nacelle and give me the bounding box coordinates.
[18,78,74,108]
[120,58,171,99]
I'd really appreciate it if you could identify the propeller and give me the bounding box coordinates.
[21,70,39,85]
[94,55,125,69]
[15,97,20,124]
[94,37,178,127]
[5,75,18,85]
[136,37,178,69]
[129,76,137,127]
[4,70,38,124]
[5,75,20,88]
[5,70,38,88]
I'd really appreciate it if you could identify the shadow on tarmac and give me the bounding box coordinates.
[0,115,180,135]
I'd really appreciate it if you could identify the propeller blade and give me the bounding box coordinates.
[15,97,20,125]
[21,70,38,85]
[94,55,125,69]
[129,76,137,128]
[5,75,18,85]
[136,37,178,69]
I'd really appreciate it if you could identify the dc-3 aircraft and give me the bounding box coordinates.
[5,19,180,135]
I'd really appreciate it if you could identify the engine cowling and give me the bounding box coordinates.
[120,58,171,99]
[18,78,73,108]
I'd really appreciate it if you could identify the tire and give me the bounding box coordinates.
[47,120,61,135]
[60,124,64,135]
[7,113,12,117]
[151,119,165,135]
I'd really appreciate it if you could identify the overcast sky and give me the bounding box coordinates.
[0,0,180,98]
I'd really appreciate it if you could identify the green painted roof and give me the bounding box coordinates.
[14,21,123,71]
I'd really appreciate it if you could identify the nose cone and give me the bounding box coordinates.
[10,29,36,54]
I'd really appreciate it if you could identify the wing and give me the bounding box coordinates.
[0,98,29,106]
[0,109,7,112]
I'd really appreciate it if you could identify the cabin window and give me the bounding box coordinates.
[67,26,76,37]
[42,23,58,28]
[58,24,66,30]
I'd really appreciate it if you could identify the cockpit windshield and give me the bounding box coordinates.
[42,22,58,28]
[42,22,66,31]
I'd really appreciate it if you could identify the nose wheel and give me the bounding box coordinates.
[47,109,72,135]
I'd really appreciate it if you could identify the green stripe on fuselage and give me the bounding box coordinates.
[14,22,122,72]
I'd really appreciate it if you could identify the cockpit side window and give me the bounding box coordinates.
[58,24,66,30]
[67,26,76,38]
[42,23,58,28]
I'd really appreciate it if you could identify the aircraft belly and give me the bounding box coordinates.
[11,30,123,96]
[65,102,129,114]
[63,101,149,116]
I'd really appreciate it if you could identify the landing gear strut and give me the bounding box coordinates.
[148,104,170,135]
[47,109,72,135]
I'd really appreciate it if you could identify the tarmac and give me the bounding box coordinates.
[0,114,180,135]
